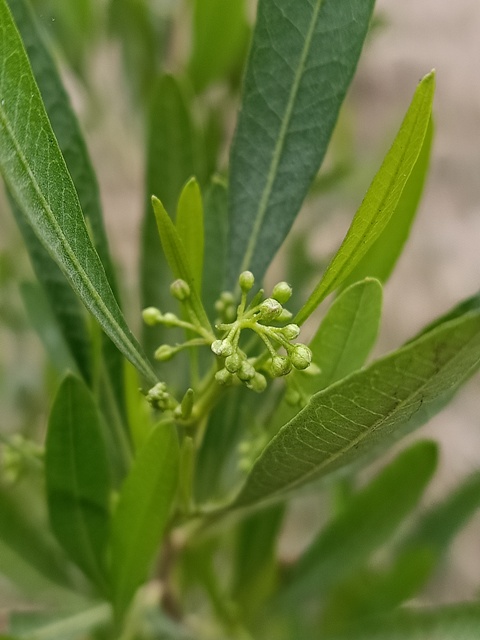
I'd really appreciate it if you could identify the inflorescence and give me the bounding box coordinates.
[142,271,313,407]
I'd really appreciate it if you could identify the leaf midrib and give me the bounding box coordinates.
[239,0,324,274]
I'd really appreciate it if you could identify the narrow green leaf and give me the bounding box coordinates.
[284,441,437,603]
[109,422,180,615]
[46,374,111,591]
[188,0,249,92]
[152,195,211,333]
[295,72,435,325]
[323,603,480,640]
[202,176,228,322]
[342,118,434,287]
[307,278,383,390]
[176,177,204,294]
[9,604,111,640]
[230,310,480,510]
[227,0,376,284]
[0,0,157,386]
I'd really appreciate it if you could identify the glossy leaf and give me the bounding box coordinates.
[323,603,480,640]
[283,441,437,603]
[46,375,111,590]
[343,118,434,287]
[295,72,435,325]
[202,176,228,321]
[176,177,204,294]
[109,422,179,615]
[152,195,211,333]
[227,0,376,284]
[307,278,383,390]
[188,0,249,92]
[0,1,157,386]
[230,310,480,510]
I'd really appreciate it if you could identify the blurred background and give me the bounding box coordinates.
[1,0,480,616]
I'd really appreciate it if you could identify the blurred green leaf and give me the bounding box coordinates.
[296,73,434,325]
[9,604,111,640]
[322,603,480,640]
[176,177,204,295]
[342,118,434,287]
[0,0,157,386]
[202,176,228,322]
[228,311,480,510]
[152,196,211,334]
[46,374,111,591]
[282,441,437,605]
[188,0,249,92]
[109,422,179,616]
[227,0,376,284]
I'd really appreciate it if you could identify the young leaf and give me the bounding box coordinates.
[307,278,383,390]
[322,603,480,640]
[342,118,434,287]
[230,310,480,510]
[176,177,204,294]
[46,374,111,591]
[109,422,179,616]
[0,0,157,387]
[188,0,249,93]
[202,176,228,321]
[152,195,211,333]
[282,441,437,604]
[227,0,376,284]
[295,72,435,325]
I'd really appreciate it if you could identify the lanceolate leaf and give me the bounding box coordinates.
[295,72,435,325]
[202,176,228,321]
[176,177,204,294]
[46,375,111,591]
[284,441,437,603]
[109,422,179,615]
[0,1,157,387]
[227,0,376,285]
[230,311,480,510]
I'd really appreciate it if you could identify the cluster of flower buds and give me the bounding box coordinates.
[212,271,313,391]
[146,382,178,412]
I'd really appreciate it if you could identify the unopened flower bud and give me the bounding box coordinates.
[170,279,191,301]
[271,355,292,377]
[225,353,242,373]
[215,368,233,385]
[154,344,175,361]
[162,312,179,326]
[290,344,312,370]
[211,339,234,357]
[142,307,162,326]
[239,270,255,292]
[272,281,292,304]
[258,298,282,322]
[282,323,300,340]
[285,387,301,406]
[277,308,293,322]
[237,361,256,382]
[246,372,267,393]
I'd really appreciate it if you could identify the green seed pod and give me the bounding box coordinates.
[290,344,312,370]
[282,323,300,340]
[239,270,255,292]
[215,368,233,385]
[272,281,292,304]
[211,339,234,357]
[142,307,162,326]
[246,372,267,393]
[271,355,292,377]
[225,353,243,373]
[170,279,191,301]
[237,361,256,382]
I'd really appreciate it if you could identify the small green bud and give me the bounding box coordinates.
[237,361,256,382]
[239,270,255,292]
[180,388,195,419]
[258,298,282,322]
[285,386,301,406]
[272,281,292,304]
[282,323,300,340]
[220,291,235,305]
[246,372,267,393]
[211,339,234,357]
[142,307,162,326]
[146,382,176,411]
[290,344,312,370]
[277,308,293,322]
[162,312,179,326]
[271,355,292,377]
[215,368,233,385]
[154,344,175,361]
[225,353,243,373]
[170,279,191,301]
